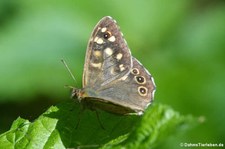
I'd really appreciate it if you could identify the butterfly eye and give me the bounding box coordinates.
[131,68,139,75]
[103,31,112,39]
[135,76,146,84]
[138,86,148,96]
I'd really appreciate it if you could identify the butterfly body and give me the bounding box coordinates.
[71,16,156,115]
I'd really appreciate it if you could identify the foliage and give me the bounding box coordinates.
[0,103,194,149]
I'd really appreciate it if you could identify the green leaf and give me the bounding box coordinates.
[0,102,195,149]
[101,104,194,149]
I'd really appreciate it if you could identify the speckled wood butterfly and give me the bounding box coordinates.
[71,16,156,115]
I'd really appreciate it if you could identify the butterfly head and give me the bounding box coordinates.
[71,88,87,102]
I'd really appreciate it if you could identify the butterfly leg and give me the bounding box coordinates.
[95,110,105,130]
[75,104,86,129]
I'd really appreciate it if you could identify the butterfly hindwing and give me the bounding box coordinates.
[84,57,156,114]
[83,16,132,89]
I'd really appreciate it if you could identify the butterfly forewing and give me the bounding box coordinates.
[83,16,132,88]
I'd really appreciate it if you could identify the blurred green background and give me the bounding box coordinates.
[0,0,224,148]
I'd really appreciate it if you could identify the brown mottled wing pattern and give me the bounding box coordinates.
[79,16,156,115]
[85,57,156,114]
[83,16,132,88]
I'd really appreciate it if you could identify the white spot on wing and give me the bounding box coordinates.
[116,53,123,60]
[94,37,99,42]
[96,38,104,44]
[94,36,104,44]
[104,48,113,56]
[91,63,101,68]
[119,64,125,71]
[101,27,107,32]
[108,36,116,42]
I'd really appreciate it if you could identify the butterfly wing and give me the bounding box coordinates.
[83,16,132,88]
[84,57,156,114]
[80,16,156,115]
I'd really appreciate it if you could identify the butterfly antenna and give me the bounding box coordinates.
[61,59,77,84]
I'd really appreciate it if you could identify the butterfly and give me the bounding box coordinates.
[71,16,156,115]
